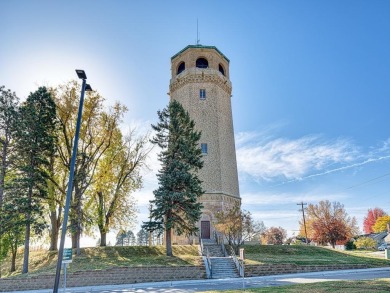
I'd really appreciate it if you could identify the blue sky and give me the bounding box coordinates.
[1,1,390,241]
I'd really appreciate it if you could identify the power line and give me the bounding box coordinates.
[345,171,390,190]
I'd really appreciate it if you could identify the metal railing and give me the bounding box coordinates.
[200,238,212,278]
[214,231,227,257]
[206,247,212,278]
[228,245,244,277]
[220,239,228,257]
[213,231,219,243]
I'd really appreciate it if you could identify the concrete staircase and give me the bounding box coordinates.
[210,257,240,279]
[202,239,224,257]
[201,239,240,279]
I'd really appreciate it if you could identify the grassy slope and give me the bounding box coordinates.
[0,245,202,278]
[243,245,390,267]
[204,279,390,293]
[1,244,389,279]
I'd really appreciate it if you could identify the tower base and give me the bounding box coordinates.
[171,193,241,245]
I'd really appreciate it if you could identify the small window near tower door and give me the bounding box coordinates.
[200,89,206,100]
[201,143,208,154]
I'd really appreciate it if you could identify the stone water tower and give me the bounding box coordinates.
[169,45,241,242]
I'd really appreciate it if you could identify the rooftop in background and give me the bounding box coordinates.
[171,45,230,63]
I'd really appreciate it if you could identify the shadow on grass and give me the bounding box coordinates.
[0,245,202,278]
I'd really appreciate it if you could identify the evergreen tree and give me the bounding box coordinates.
[115,229,127,246]
[136,229,148,246]
[150,229,164,245]
[0,86,19,207]
[13,87,57,273]
[127,230,136,246]
[0,86,19,274]
[146,100,204,256]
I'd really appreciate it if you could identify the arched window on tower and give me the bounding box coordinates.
[196,58,209,69]
[177,62,185,75]
[219,64,225,76]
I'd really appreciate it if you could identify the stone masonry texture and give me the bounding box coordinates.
[0,266,206,292]
[0,264,374,291]
[169,45,241,243]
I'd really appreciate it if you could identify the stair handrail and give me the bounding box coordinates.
[200,237,204,255]
[214,231,228,257]
[200,238,212,278]
[213,230,219,243]
[206,247,212,278]
[220,239,228,257]
[228,245,244,277]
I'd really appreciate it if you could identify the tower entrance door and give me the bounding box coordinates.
[201,221,211,239]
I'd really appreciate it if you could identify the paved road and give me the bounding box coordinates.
[9,267,390,293]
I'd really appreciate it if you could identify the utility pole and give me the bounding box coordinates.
[297,202,309,245]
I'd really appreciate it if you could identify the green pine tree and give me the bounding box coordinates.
[0,86,19,275]
[136,228,148,246]
[14,87,57,273]
[148,100,204,256]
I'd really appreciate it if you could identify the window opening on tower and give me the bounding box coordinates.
[177,62,185,75]
[201,143,208,154]
[219,64,225,76]
[196,58,209,69]
[200,89,206,100]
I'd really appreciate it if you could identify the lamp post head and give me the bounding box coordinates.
[75,69,87,80]
[85,84,93,91]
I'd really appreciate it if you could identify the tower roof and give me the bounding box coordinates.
[171,45,230,63]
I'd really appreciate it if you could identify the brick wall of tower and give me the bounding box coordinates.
[169,47,240,199]
[169,46,240,244]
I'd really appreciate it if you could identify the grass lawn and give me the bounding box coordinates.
[0,245,202,278]
[1,244,389,279]
[243,245,390,267]
[203,279,390,293]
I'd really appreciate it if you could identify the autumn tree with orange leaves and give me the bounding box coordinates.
[306,200,359,248]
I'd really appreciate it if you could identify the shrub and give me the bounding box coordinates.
[345,239,356,250]
[354,237,377,250]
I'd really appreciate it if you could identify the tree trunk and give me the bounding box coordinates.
[71,229,77,249]
[100,231,107,246]
[70,197,82,254]
[97,191,106,247]
[73,185,82,255]
[49,210,59,251]
[48,155,61,251]
[10,250,17,272]
[22,186,32,274]
[166,228,173,256]
[76,229,80,255]
[22,220,30,274]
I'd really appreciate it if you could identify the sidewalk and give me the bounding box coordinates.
[6,267,390,293]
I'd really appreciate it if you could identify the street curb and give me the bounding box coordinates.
[6,267,390,293]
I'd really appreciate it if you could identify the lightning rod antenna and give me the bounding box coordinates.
[196,18,200,45]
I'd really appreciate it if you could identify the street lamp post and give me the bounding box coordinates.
[53,70,92,293]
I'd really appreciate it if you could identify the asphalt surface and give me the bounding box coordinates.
[6,267,390,293]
